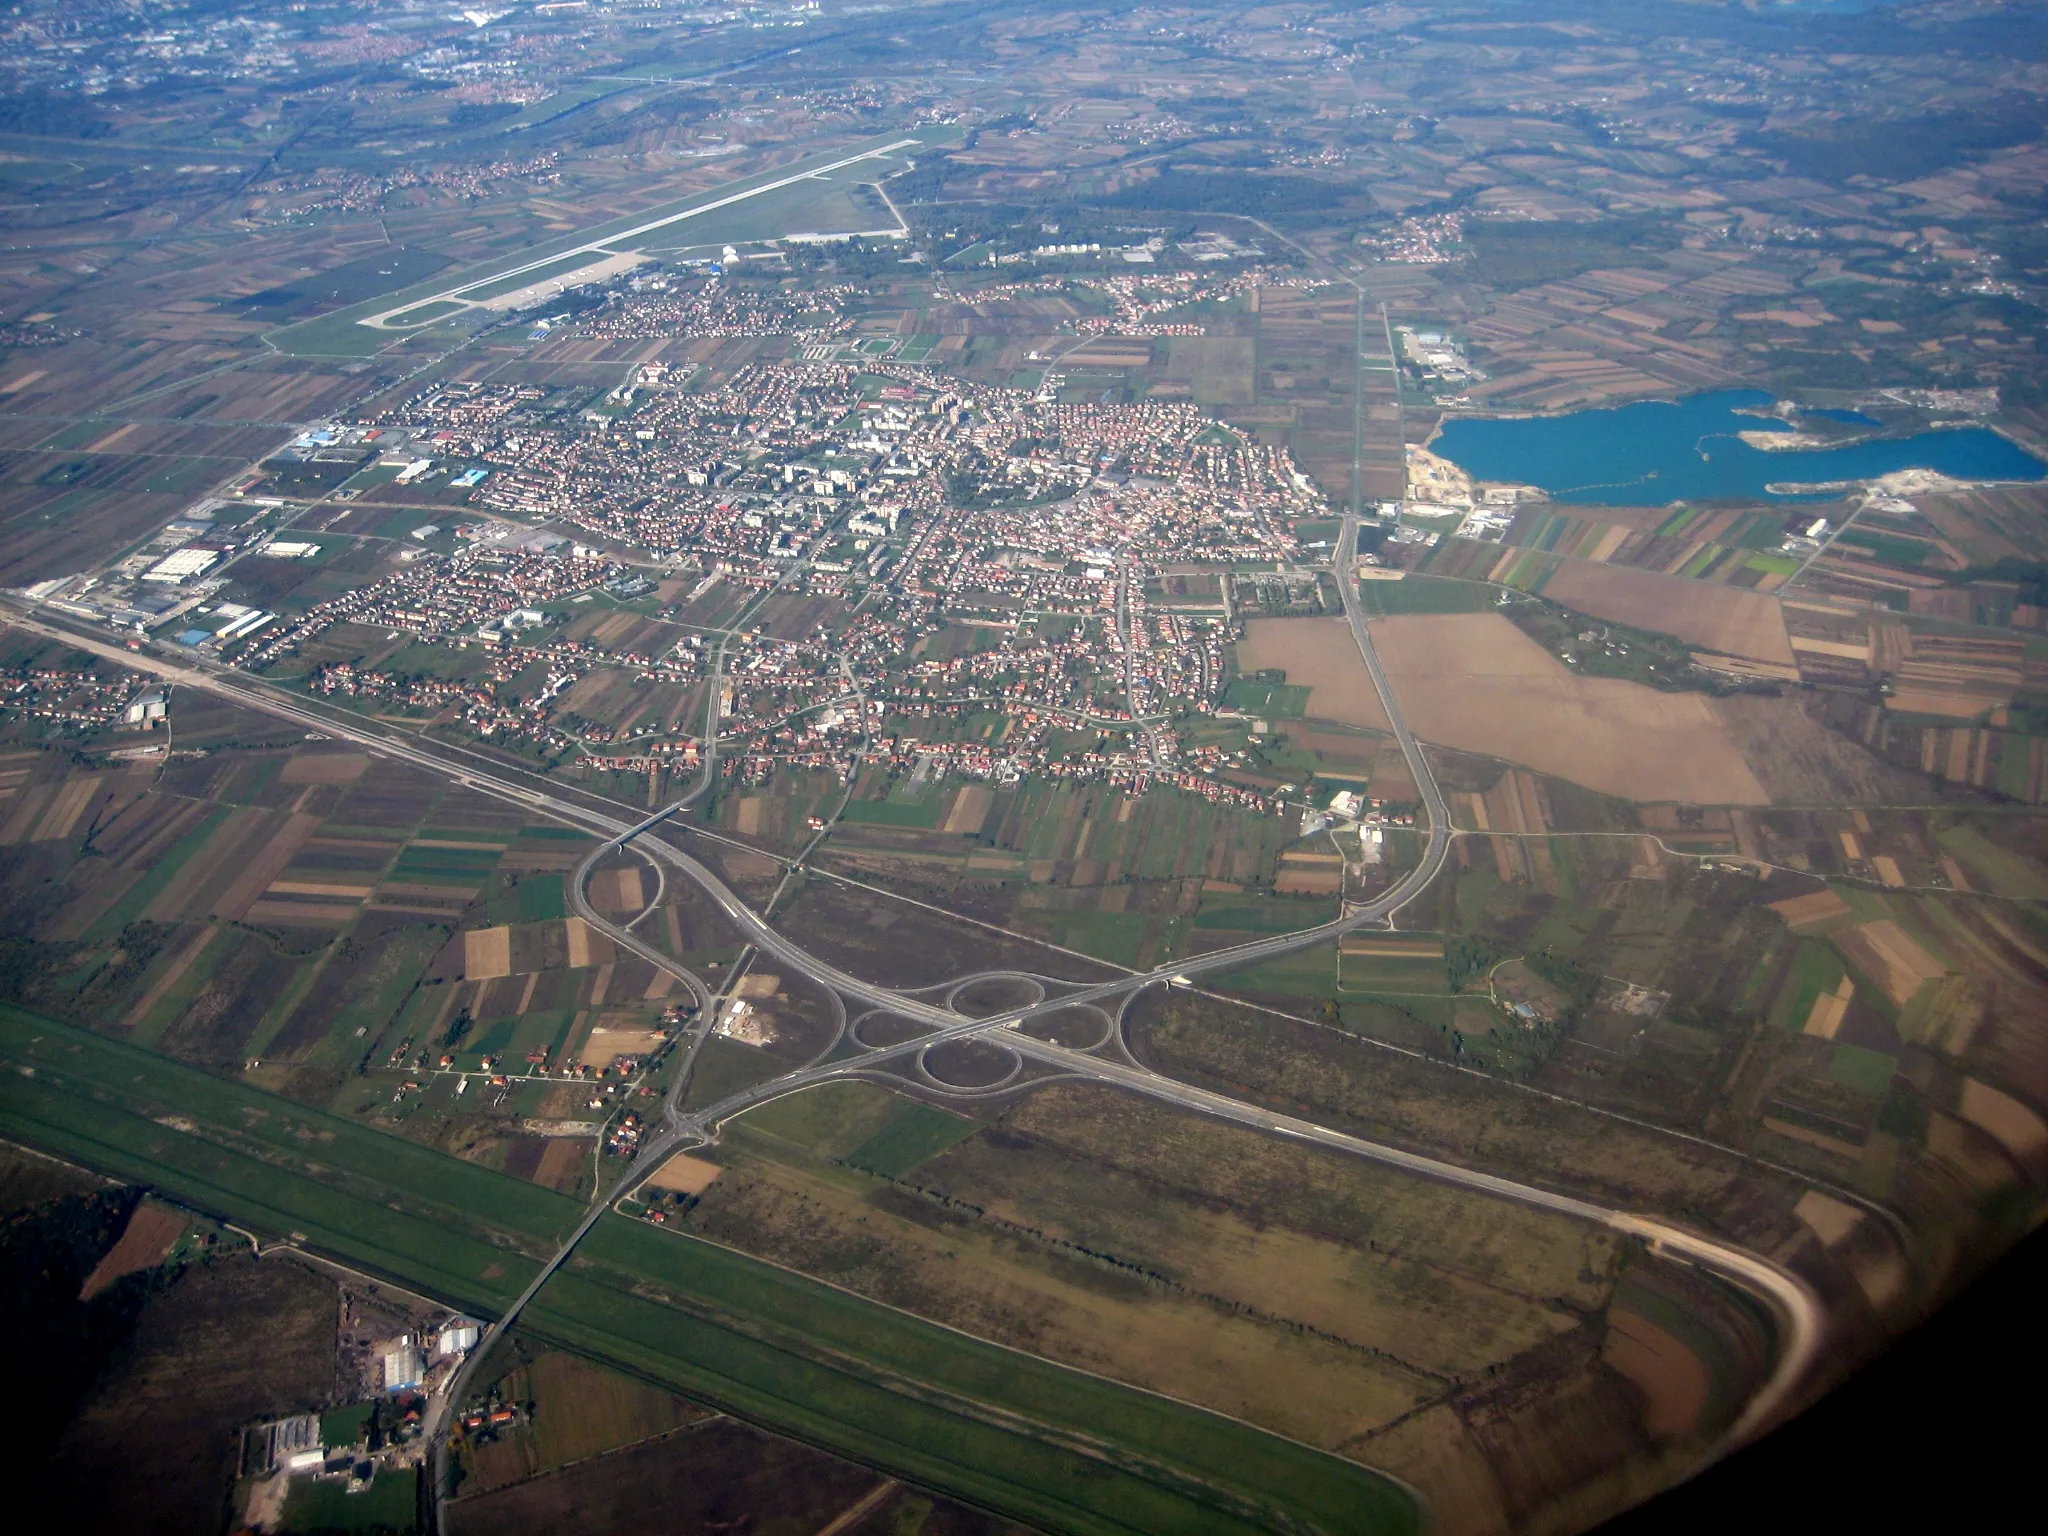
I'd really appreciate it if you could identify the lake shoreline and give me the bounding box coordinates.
[1425,388,2046,506]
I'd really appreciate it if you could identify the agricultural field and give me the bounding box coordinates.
[0,727,767,1173]
[1457,502,1813,595]
[455,1344,711,1494]
[723,771,1333,974]
[1783,488,2048,617]
[1533,562,1796,668]
[1117,990,1784,1525]
[1383,778,2048,1254]
[1236,606,1857,811]
[677,1075,1679,1536]
[0,1143,344,1531]
[450,1414,1016,1536]
[1372,613,1769,805]
[43,1251,345,1534]
[0,1003,1423,1536]
[1234,617,1393,730]
[7,5,2048,1526]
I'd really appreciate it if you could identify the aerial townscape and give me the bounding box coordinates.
[3,2,2048,1534]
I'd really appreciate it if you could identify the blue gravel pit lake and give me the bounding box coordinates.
[1431,390,2046,506]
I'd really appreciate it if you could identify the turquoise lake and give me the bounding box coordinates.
[1430,390,2047,506]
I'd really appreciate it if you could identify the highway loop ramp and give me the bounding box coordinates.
[1016,1003,1114,1051]
[944,972,1049,1017]
[848,1010,935,1051]
[917,1038,1024,1091]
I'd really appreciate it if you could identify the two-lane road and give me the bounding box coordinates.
[0,581,1824,1523]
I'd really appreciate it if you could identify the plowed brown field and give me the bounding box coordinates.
[1371,614,1768,804]
[1538,561,1794,664]
[1235,618,1393,730]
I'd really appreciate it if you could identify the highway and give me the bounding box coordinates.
[0,571,1825,1523]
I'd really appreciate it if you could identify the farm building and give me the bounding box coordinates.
[381,1338,426,1392]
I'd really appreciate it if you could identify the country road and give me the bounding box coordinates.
[0,590,1827,1529]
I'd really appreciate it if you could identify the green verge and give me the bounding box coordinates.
[450,252,611,304]
[0,1007,1412,1536]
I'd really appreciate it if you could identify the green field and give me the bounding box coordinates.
[1827,1042,1899,1095]
[1356,575,1494,616]
[1213,941,1341,998]
[1021,908,1155,967]
[1222,677,1311,716]
[515,874,569,922]
[841,793,946,829]
[735,1080,903,1157]
[0,1005,1417,1536]
[1767,939,1846,1033]
[634,174,890,252]
[1937,822,2048,900]
[382,298,468,328]
[844,1100,979,1177]
[1194,895,1337,932]
[1339,951,1452,995]
[389,843,505,886]
[283,1468,418,1532]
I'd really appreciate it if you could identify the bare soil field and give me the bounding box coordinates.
[213,810,323,921]
[1538,560,1795,664]
[645,1152,723,1194]
[77,1199,187,1301]
[1834,919,1946,1006]
[1370,614,1767,804]
[586,866,645,914]
[279,749,370,785]
[1600,1310,1710,1441]
[465,926,514,980]
[943,784,994,834]
[1957,1078,2048,1178]
[534,1139,588,1194]
[1235,618,1393,730]
[142,806,271,922]
[1767,889,1851,932]
[579,1025,664,1069]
